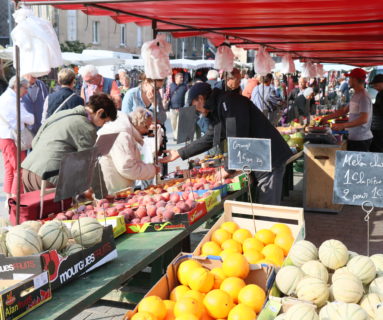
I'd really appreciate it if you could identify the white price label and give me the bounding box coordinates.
[33,272,48,290]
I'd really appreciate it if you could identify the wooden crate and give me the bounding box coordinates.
[193,200,305,256]
[303,141,346,213]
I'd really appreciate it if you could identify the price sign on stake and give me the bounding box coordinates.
[228,137,272,172]
[333,150,383,255]
[333,151,383,207]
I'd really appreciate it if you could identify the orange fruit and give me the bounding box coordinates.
[200,308,215,320]
[201,241,222,256]
[174,297,203,318]
[170,285,190,301]
[175,315,199,320]
[242,238,264,253]
[138,296,167,320]
[232,228,252,244]
[222,252,250,279]
[203,289,234,319]
[164,300,176,320]
[238,284,266,313]
[228,303,257,320]
[220,221,239,234]
[274,233,294,256]
[261,244,284,267]
[131,311,157,320]
[220,250,237,261]
[221,239,242,253]
[270,223,292,236]
[177,260,202,285]
[243,250,264,264]
[220,277,246,303]
[254,229,276,245]
[211,229,232,245]
[188,267,214,293]
[183,290,205,304]
[210,267,227,289]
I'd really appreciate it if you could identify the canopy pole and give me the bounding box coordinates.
[152,20,159,183]
[14,0,21,225]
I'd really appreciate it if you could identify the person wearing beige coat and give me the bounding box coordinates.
[98,108,159,194]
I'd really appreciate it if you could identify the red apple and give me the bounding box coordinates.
[162,193,170,201]
[55,213,67,220]
[170,193,180,203]
[72,213,80,220]
[106,207,118,217]
[151,216,162,223]
[146,205,157,217]
[86,205,94,211]
[65,211,74,219]
[156,207,166,217]
[140,216,151,223]
[163,210,175,221]
[155,200,166,208]
[185,199,197,209]
[131,218,141,224]
[135,206,147,218]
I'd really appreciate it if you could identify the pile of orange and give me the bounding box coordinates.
[131,257,265,320]
[201,221,295,267]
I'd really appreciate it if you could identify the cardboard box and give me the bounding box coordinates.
[125,202,207,234]
[62,216,126,238]
[124,253,276,320]
[197,189,222,212]
[193,200,305,256]
[227,173,248,192]
[0,226,117,290]
[0,272,51,320]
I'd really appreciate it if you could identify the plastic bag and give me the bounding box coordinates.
[214,42,234,72]
[254,46,275,76]
[281,54,296,74]
[141,34,172,79]
[302,61,316,78]
[11,7,63,77]
[316,63,324,77]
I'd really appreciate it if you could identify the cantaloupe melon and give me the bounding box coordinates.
[319,239,348,270]
[369,277,383,296]
[0,229,7,256]
[38,220,71,251]
[21,220,42,233]
[296,277,329,307]
[61,243,84,256]
[371,254,383,277]
[289,240,318,267]
[285,302,319,320]
[347,255,376,285]
[276,266,304,295]
[332,271,364,303]
[319,302,368,320]
[301,260,329,283]
[71,217,104,247]
[6,226,42,256]
[360,293,383,319]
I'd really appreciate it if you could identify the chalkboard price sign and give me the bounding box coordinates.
[333,151,383,208]
[228,137,272,172]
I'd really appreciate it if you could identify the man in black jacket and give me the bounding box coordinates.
[161,82,293,205]
[168,72,188,141]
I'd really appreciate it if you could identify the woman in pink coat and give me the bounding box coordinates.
[98,107,160,194]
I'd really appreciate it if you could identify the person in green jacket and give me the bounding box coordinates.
[22,93,117,192]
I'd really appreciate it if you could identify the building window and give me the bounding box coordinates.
[120,25,126,45]
[67,10,77,41]
[92,21,100,44]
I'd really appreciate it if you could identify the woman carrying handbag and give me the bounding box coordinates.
[0,76,34,205]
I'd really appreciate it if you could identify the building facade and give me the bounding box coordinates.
[0,0,12,46]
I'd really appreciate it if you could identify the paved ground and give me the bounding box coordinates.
[0,118,382,319]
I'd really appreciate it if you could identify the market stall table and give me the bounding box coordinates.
[23,189,246,319]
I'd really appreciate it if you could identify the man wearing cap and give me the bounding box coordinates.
[160,82,293,205]
[370,74,383,152]
[320,68,373,152]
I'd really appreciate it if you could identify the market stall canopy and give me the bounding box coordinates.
[0,47,124,66]
[22,0,383,67]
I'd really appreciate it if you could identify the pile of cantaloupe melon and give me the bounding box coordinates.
[2,217,104,257]
[274,239,383,319]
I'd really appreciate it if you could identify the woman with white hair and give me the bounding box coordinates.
[97,107,160,194]
[0,76,34,202]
